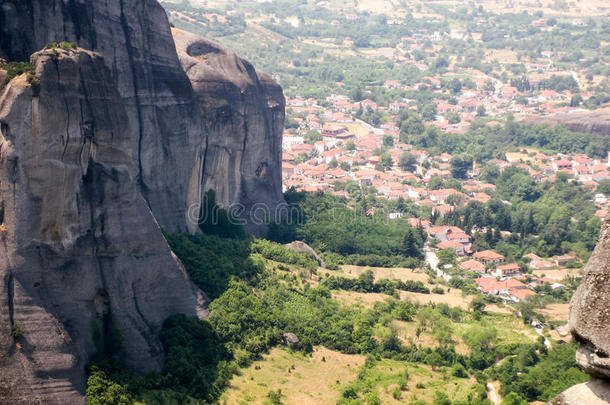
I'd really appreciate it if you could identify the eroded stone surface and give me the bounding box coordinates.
[525,108,610,136]
[550,379,610,405]
[550,218,610,404]
[0,0,204,230]
[173,29,285,233]
[0,49,204,405]
[570,217,610,379]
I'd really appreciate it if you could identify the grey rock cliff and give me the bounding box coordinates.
[550,217,610,405]
[0,49,205,404]
[173,29,285,232]
[0,0,204,230]
[0,0,286,232]
[0,0,286,402]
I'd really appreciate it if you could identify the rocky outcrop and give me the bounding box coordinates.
[525,108,610,136]
[0,0,286,233]
[173,29,285,232]
[0,48,206,405]
[285,241,326,268]
[550,379,610,405]
[0,1,286,403]
[0,0,204,231]
[550,217,610,405]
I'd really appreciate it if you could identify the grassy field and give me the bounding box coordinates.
[345,358,477,404]
[220,346,480,405]
[539,303,571,322]
[341,265,430,282]
[533,267,582,281]
[321,265,521,313]
[219,346,365,405]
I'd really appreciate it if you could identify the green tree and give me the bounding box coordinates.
[463,325,497,351]
[469,296,486,313]
[401,228,423,258]
[437,248,456,266]
[421,103,438,121]
[399,152,417,172]
[86,369,134,405]
[447,78,462,94]
[445,111,461,124]
[501,393,528,405]
[450,154,473,179]
[400,115,425,140]
[598,179,610,195]
[305,130,322,144]
[383,134,395,147]
[345,140,356,151]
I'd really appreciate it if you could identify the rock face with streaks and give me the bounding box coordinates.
[0,0,285,403]
[0,48,205,405]
[173,29,285,231]
[550,217,610,405]
[0,0,204,230]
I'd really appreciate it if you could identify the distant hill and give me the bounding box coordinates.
[525,108,610,137]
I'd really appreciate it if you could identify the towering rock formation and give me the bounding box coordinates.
[0,47,205,405]
[173,29,285,230]
[550,217,610,405]
[0,0,204,230]
[0,0,285,403]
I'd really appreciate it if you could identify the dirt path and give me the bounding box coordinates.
[487,381,502,405]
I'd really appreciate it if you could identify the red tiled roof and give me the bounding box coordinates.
[459,259,485,272]
[473,250,505,261]
[437,241,464,249]
[498,263,520,271]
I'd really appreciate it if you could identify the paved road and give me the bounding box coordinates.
[424,248,451,281]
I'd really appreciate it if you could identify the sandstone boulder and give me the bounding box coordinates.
[570,217,610,379]
[285,241,326,268]
[550,217,610,404]
[550,379,610,405]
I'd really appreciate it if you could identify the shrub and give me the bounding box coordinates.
[86,368,134,405]
[160,314,232,402]
[3,62,35,83]
[432,286,445,295]
[251,238,319,270]
[11,322,23,339]
[45,41,77,50]
[264,389,284,405]
[452,363,468,378]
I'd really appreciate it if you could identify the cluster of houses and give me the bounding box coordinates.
[280,91,610,306]
[282,104,610,221]
[419,222,570,303]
